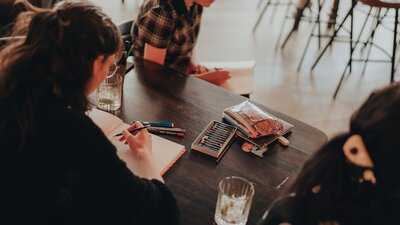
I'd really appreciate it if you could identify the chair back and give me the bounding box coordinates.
[117,19,134,43]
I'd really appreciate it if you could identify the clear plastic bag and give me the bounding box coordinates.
[224,101,283,138]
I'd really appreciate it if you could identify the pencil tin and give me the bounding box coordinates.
[191,120,237,158]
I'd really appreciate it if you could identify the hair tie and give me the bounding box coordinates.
[343,134,377,184]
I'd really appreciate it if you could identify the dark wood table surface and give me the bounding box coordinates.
[111,58,327,225]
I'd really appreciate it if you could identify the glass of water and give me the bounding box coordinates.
[96,73,123,111]
[214,176,255,225]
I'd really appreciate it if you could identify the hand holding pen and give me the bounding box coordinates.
[114,124,149,137]
[120,122,163,182]
[116,122,148,144]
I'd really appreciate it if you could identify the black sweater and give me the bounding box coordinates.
[0,100,180,225]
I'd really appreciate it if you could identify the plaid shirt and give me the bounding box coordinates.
[131,0,203,73]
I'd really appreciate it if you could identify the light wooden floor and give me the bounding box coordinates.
[91,0,396,138]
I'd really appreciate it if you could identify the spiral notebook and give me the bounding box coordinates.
[87,109,185,176]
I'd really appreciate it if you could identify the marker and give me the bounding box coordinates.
[138,121,174,128]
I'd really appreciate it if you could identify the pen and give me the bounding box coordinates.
[148,129,185,137]
[147,126,184,133]
[113,126,148,137]
[139,121,174,128]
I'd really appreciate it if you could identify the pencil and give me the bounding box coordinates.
[113,126,148,137]
[215,137,235,163]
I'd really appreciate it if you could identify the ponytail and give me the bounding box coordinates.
[0,0,121,151]
[286,134,349,222]
[290,133,349,195]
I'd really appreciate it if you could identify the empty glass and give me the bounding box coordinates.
[96,72,123,111]
[214,176,255,225]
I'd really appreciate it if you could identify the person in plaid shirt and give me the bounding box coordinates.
[131,0,230,85]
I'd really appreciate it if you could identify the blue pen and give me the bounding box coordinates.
[138,121,174,128]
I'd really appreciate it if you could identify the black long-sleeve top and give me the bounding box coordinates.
[0,99,180,225]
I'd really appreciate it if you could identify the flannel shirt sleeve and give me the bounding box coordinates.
[138,7,175,49]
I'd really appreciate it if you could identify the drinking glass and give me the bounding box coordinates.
[96,73,123,111]
[214,176,255,225]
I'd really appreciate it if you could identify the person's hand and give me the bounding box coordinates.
[120,122,164,182]
[189,64,209,74]
[193,69,231,86]
[187,60,209,74]
[122,122,152,159]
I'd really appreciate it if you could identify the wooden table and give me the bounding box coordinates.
[112,58,327,225]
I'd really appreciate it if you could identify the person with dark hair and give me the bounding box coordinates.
[258,83,400,225]
[131,0,230,85]
[0,1,179,224]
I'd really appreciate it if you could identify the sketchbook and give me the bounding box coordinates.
[87,109,186,176]
[201,61,255,95]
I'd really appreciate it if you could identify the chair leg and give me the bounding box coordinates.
[297,22,319,71]
[350,0,354,73]
[361,9,383,76]
[333,60,351,99]
[296,0,328,70]
[357,7,374,53]
[275,0,294,51]
[311,0,357,71]
[317,0,322,48]
[253,0,273,32]
[362,9,382,49]
[281,29,296,49]
[333,0,357,99]
[327,0,340,29]
[391,8,398,82]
